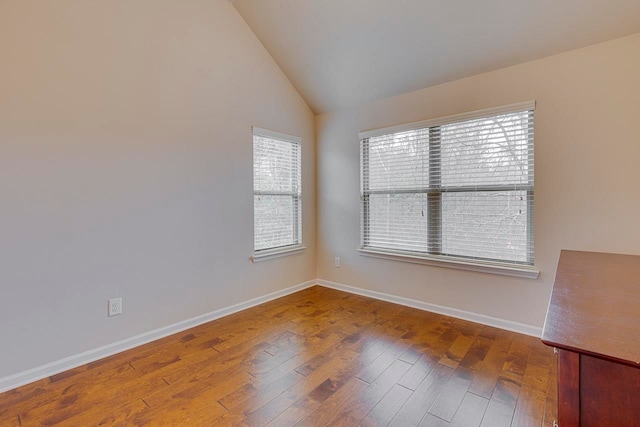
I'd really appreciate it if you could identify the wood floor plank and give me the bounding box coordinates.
[0,415,20,427]
[64,400,150,427]
[1,344,167,420]
[414,320,462,361]
[219,370,304,414]
[389,362,455,427]
[142,371,255,420]
[359,383,414,427]
[294,330,368,376]
[328,359,412,426]
[439,334,476,369]
[0,286,556,427]
[479,377,520,427]
[295,376,369,426]
[399,345,424,364]
[500,334,532,385]
[511,338,553,427]
[459,334,494,371]
[264,395,318,427]
[253,336,350,388]
[468,329,513,399]
[449,392,489,427]
[542,349,558,427]
[241,348,362,425]
[141,346,268,408]
[418,413,450,427]
[355,340,412,384]
[397,353,437,391]
[428,366,474,422]
[17,372,169,425]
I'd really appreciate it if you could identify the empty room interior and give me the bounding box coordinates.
[2,0,640,426]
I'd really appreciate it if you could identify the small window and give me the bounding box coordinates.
[253,127,302,254]
[360,102,535,271]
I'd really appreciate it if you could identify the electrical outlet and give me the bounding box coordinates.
[334,256,341,268]
[108,297,122,317]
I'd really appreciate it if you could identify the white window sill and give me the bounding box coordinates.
[251,246,306,263]
[358,248,539,279]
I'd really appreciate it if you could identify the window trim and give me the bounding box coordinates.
[359,101,537,276]
[252,126,302,258]
[250,245,306,263]
[359,101,535,140]
[358,247,539,279]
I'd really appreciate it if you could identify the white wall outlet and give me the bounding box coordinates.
[108,297,122,317]
[334,256,341,267]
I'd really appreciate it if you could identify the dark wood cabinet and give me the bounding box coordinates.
[542,250,640,427]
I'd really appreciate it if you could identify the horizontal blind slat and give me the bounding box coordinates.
[361,108,534,266]
[254,131,302,251]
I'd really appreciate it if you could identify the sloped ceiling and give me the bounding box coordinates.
[233,0,640,114]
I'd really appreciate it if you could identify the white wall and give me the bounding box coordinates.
[2,0,639,383]
[0,0,315,378]
[316,33,640,329]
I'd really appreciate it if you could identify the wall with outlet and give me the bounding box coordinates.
[108,298,123,317]
[0,0,315,378]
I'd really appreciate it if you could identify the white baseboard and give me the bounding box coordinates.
[316,279,543,338]
[0,280,316,394]
[1,278,542,394]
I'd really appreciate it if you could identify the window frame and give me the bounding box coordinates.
[251,126,304,262]
[359,102,538,278]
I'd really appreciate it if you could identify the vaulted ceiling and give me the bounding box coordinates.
[233,0,640,114]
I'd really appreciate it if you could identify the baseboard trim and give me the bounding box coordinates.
[316,279,543,338]
[0,280,316,394]
[1,278,542,393]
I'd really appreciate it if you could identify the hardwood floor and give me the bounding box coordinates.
[0,286,557,426]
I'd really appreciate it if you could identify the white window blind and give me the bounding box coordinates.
[253,127,302,253]
[360,102,534,267]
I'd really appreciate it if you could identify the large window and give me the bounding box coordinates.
[360,102,535,272]
[253,127,302,254]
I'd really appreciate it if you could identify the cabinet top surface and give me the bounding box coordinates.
[542,250,640,366]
